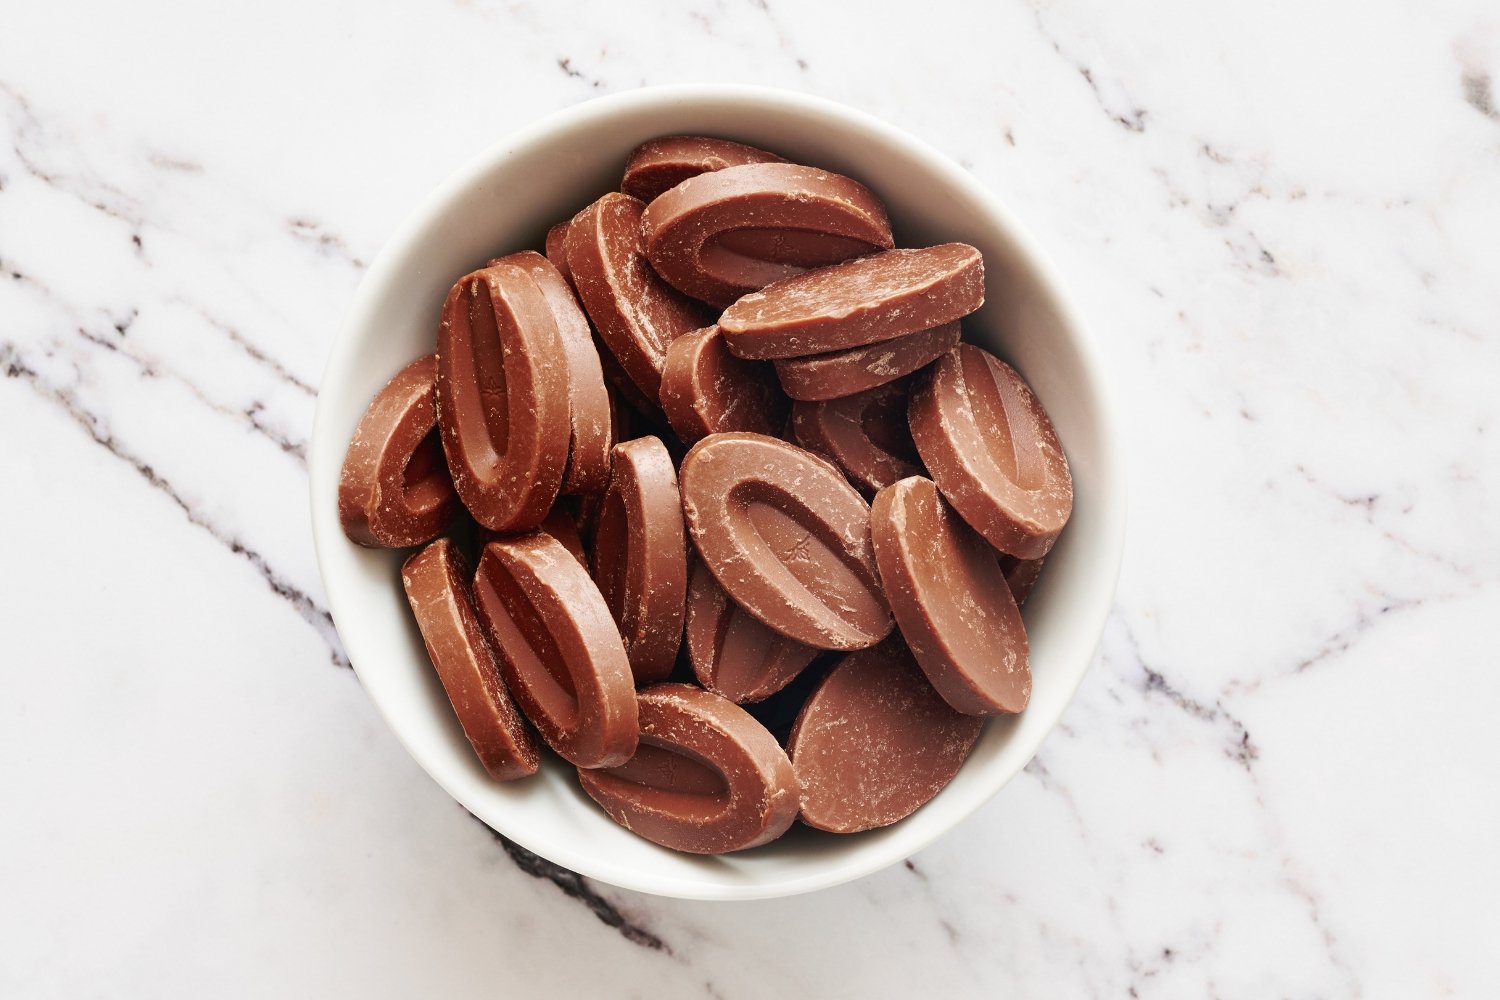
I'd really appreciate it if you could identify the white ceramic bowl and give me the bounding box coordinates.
[309,84,1124,900]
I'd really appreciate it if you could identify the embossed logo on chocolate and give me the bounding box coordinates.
[680,432,892,651]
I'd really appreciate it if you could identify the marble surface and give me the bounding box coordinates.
[3,0,1498,996]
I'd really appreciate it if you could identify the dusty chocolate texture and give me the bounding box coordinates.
[788,639,983,833]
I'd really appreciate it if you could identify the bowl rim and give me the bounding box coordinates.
[309,82,1126,900]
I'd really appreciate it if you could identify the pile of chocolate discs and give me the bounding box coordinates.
[338,136,1073,854]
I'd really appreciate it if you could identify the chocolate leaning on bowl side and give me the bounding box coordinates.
[791,379,926,496]
[870,476,1031,715]
[591,436,688,684]
[788,639,983,833]
[659,325,789,445]
[339,354,460,548]
[472,533,639,768]
[402,538,540,781]
[576,684,800,854]
[680,432,893,651]
[642,162,894,308]
[718,243,985,360]
[908,343,1073,560]
[621,135,786,203]
[436,263,571,533]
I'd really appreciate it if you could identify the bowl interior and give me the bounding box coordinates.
[309,86,1124,900]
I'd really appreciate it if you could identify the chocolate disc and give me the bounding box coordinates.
[473,534,639,768]
[592,436,687,684]
[436,263,571,532]
[685,559,820,704]
[870,476,1030,715]
[642,162,894,308]
[1000,555,1044,605]
[659,325,789,445]
[788,640,983,832]
[566,192,710,402]
[339,354,460,548]
[773,321,961,402]
[621,135,786,203]
[489,251,612,495]
[402,538,540,781]
[791,380,924,496]
[719,244,985,360]
[680,432,892,651]
[576,684,799,854]
[908,344,1073,559]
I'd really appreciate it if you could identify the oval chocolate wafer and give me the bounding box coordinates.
[719,243,984,360]
[566,192,710,402]
[642,162,893,308]
[774,321,960,402]
[473,533,638,768]
[680,432,892,651]
[402,538,539,781]
[436,263,571,532]
[1001,554,1045,605]
[659,325,789,445]
[339,354,459,548]
[577,684,799,854]
[870,476,1030,715]
[621,135,786,203]
[489,251,612,495]
[908,344,1072,559]
[788,639,983,832]
[592,436,687,684]
[791,380,924,496]
[685,559,819,704]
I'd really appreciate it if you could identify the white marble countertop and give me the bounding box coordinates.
[4,1,1498,996]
